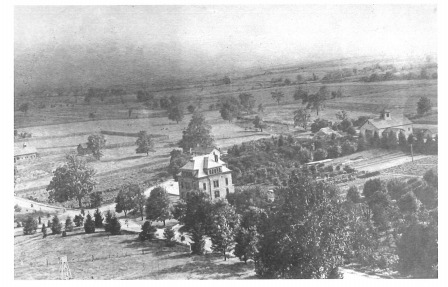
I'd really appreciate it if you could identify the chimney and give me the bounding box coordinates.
[203,157,209,169]
[381,109,391,120]
[214,152,218,162]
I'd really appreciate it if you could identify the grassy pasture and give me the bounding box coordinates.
[14,228,256,280]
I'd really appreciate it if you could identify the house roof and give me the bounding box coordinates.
[413,125,438,135]
[364,117,412,130]
[180,154,231,178]
[14,146,37,156]
[313,127,341,138]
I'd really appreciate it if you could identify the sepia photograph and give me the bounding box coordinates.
[11,2,441,280]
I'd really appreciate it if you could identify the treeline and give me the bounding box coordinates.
[361,68,437,82]
[169,167,437,278]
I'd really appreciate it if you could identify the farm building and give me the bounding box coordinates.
[313,127,342,141]
[178,148,234,200]
[360,109,413,138]
[413,125,438,139]
[14,144,37,163]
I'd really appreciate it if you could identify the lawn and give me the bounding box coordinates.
[14,228,256,280]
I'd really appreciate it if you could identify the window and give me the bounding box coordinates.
[225,178,229,185]
[226,188,229,196]
[203,183,206,190]
[214,190,220,198]
[213,180,219,188]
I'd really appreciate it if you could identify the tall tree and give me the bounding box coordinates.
[18,103,30,115]
[135,131,155,156]
[168,104,185,123]
[168,149,190,180]
[133,185,147,220]
[257,103,265,114]
[417,97,432,115]
[47,154,97,208]
[293,86,308,102]
[239,93,255,114]
[253,116,267,132]
[271,90,285,105]
[51,215,62,235]
[178,112,214,151]
[293,108,311,130]
[86,134,106,160]
[115,184,138,217]
[173,190,214,234]
[219,96,242,122]
[23,215,37,235]
[303,86,328,116]
[145,186,172,226]
[210,200,239,260]
[255,175,349,278]
[65,216,74,232]
[93,208,103,228]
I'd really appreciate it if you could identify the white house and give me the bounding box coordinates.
[178,148,234,200]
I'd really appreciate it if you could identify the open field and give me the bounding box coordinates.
[14,227,256,280]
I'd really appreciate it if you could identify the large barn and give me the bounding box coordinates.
[360,110,413,138]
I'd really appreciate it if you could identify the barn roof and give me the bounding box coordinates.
[364,117,412,129]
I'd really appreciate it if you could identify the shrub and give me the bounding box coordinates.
[41,223,47,238]
[14,204,21,212]
[346,186,361,203]
[74,214,84,227]
[65,216,74,232]
[23,216,37,235]
[109,216,121,235]
[51,215,62,235]
[139,221,156,240]
[84,213,96,234]
[164,226,176,247]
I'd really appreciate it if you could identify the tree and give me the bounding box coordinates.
[219,96,241,122]
[255,175,348,278]
[387,130,398,149]
[293,86,308,102]
[397,220,438,278]
[335,110,348,121]
[398,131,408,150]
[357,133,366,151]
[14,203,21,212]
[115,184,138,217]
[23,216,37,235]
[163,226,176,246]
[296,74,304,83]
[41,223,47,238]
[239,93,255,114]
[187,105,196,113]
[87,134,106,160]
[160,97,170,109]
[65,216,74,232]
[168,149,190,180]
[313,148,328,161]
[89,191,103,208]
[168,104,184,124]
[398,192,421,214]
[210,200,239,260]
[271,90,284,105]
[139,221,156,240]
[423,168,438,189]
[93,208,103,227]
[386,178,407,201]
[346,186,361,203]
[190,223,206,255]
[372,131,381,147]
[173,190,213,234]
[84,213,95,233]
[18,103,30,115]
[234,207,264,263]
[133,185,146,220]
[51,215,62,235]
[257,103,265,114]
[223,76,231,85]
[342,141,357,156]
[304,86,328,116]
[178,112,214,151]
[109,216,122,235]
[417,97,432,115]
[135,131,155,156]
[103,210,113,232]
[47,154,97,208]
[146,186,171,226]
[310,118,331,133]
[74,214,84,227]
[293,108,311,130]
[363,178,385,199]
[253,116,267,132]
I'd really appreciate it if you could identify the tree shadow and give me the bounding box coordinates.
[156,254,255,279]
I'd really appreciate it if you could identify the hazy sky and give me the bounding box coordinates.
[15,5,437,63]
